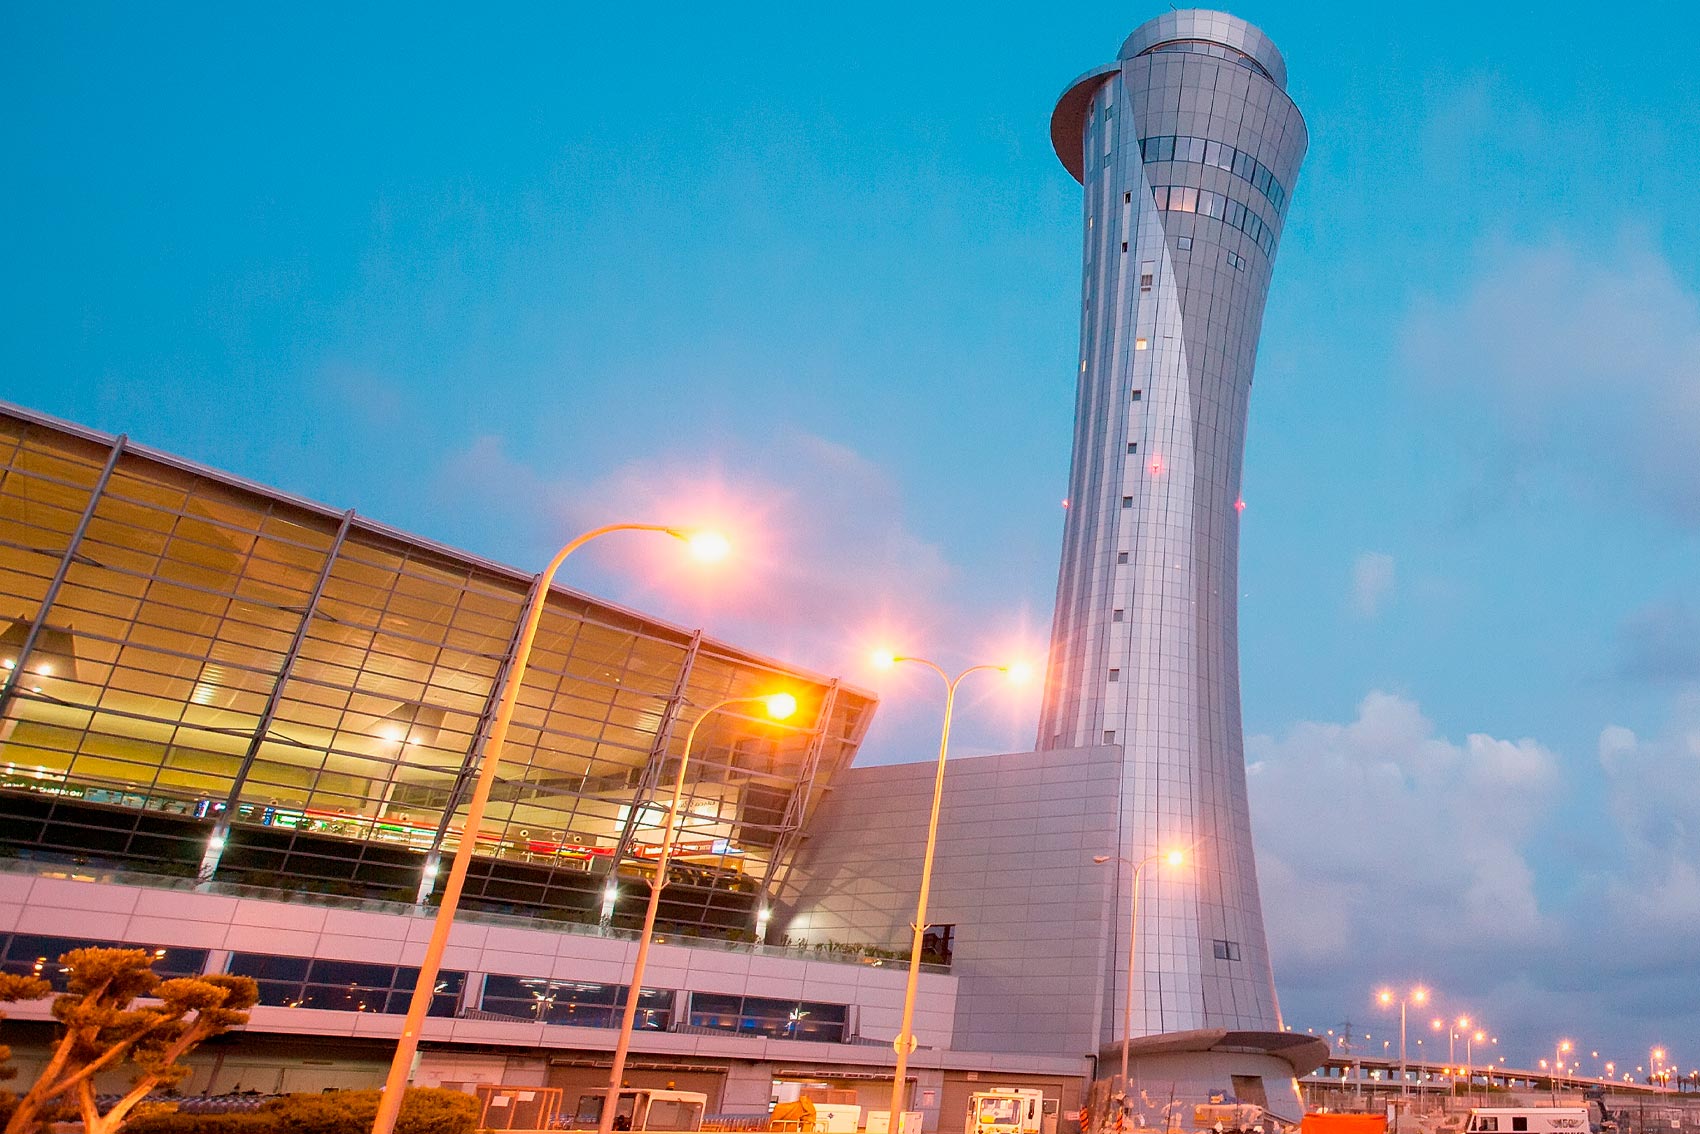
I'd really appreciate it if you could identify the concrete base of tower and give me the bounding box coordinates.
[1096,1030,1329,1127]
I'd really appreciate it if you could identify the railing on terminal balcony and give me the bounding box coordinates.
[0,856,951,974]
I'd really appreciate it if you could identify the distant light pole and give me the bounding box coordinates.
[595,691,800,1134]
[873,652,1023,1134]
[1433,1016,1471,1095]
[372,523,728,1134]
[1465,1029,1486,1100]
[1376,987,1429,1096]
[1093,848,1187,1112]
[1552,1040,1572,1103]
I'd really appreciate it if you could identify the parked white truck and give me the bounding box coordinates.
[1465,1109,1592,1134]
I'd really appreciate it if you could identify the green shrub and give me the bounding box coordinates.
[265,1088,479,1134]
[124,1088,478,1134]
[125,1111,268,1134]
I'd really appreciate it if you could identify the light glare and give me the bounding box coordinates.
[685,530,730,562]
[763,693,798,721]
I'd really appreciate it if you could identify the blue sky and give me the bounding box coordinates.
[4,0,1699,1073]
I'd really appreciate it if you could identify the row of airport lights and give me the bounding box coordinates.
[1523,1041,1685,1093]
[370,522,1048,1134]
[1297,988,1684,1097]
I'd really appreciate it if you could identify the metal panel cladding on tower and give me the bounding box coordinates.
[1039,10,1306,1038]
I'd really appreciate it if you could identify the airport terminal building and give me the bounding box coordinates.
[0,401,1097,1127]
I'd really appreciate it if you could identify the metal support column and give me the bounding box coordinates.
[755,680,838,932]
[0,435,125,720]
[758,680,836,918]
[417,573,539,903]
[607,631,703,886]
[198,509,355,882]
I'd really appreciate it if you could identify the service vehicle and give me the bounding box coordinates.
[1464,1108,1592,1134]
[967,1089,1047,1134]
[567,1088,709,1132]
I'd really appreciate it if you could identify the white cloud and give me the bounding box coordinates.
[1254,690,1700,1060]
[1348,551,1396,618]
[1403,238,1700,520]
[1250,691,1556,971]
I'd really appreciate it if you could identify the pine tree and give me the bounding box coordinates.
[4,948,257,1134]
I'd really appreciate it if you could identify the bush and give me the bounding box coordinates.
[125,1089,478,1134]
[125,1111,268,1134]
[265,1089,479,1134]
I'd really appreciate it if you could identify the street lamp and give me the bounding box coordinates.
[1376,986,1429,1095]
[373,523,727,1134]
[875,652,1021,1134]
[596,691,799,1134]
[1464,1029,1485,1099]
[1093,848,1187,1114]
[1552,1040,1572,1103]
[1432,1016,1471,1094]
[1652,1047,1667,1089]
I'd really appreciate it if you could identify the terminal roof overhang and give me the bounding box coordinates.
[0,398,877,705]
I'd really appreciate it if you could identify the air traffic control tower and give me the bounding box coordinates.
[1040,5,1309,1096]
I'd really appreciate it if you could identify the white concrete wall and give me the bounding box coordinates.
[0,870,955,1053]
[783,746,1122,1059]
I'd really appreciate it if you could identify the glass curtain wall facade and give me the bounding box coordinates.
[0,403,874,938]
[1041,11,1306,1039]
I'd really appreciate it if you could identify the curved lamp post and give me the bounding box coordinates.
[595,691,799,1134]
[374,523,727,1134]
[1091,848,1185,1114]
[876,652,1019,1134]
